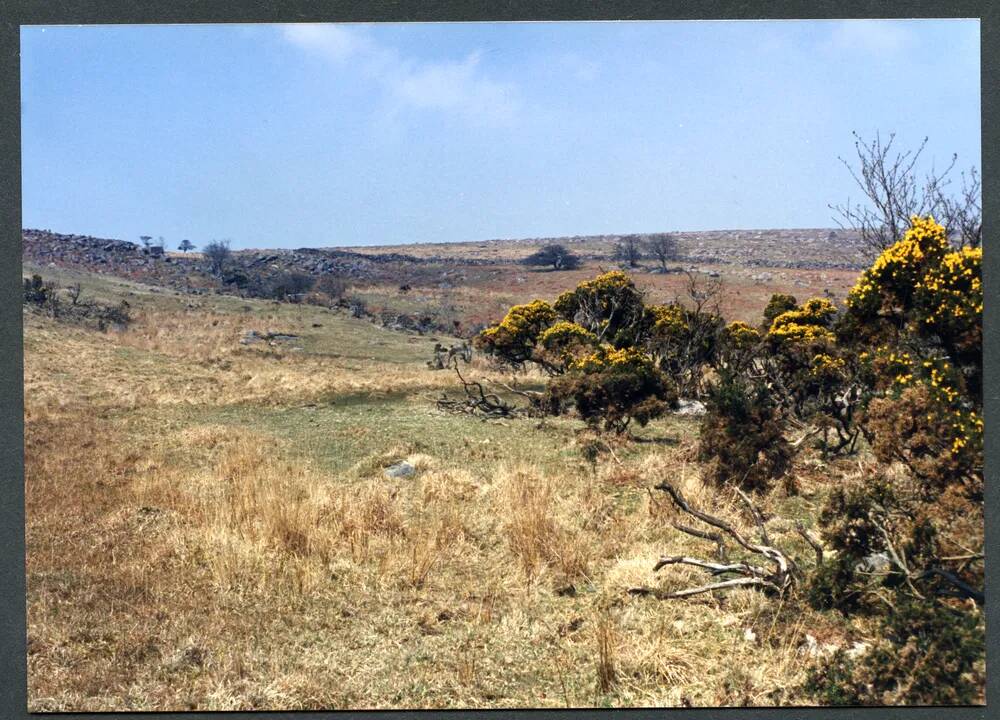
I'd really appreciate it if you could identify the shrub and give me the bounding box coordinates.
[914,245,982,378]
[264,272,315,301]
[697,373,791,492]
[553,271,646,348]
[23,274,131,330]
[475,300,558,369]
[808,464,983,617]
[546,346,677,433]
[644,302,722,396]
[315,274,348,300]
[714,320,761,374]
[864,384,982,497]
[767,297,837,345]
[536,321,598,372]
[23,274,52,305]
[203,239,231,276]
[762,293,798,325]
[806,597,984,705]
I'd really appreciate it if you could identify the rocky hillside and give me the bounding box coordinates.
[22,229,460,294]
[344,228,868,270]
[22,225,868,298]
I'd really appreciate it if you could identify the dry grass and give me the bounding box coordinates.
[25,268,874,710]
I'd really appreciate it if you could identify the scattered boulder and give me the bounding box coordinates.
[384,461,416,479]
[674,399,707,416]
[801,633,841,658]
[240,330,300,346]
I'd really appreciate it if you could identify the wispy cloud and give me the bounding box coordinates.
[825,20,915,55]
[281,24,520,126]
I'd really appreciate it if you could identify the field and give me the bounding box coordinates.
[22,254,890,711]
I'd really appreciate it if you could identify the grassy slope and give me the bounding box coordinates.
[24,265,869,711]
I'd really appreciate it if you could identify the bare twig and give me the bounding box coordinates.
[795,521,825,568]
[734,487,771,546]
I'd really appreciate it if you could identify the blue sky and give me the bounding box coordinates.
[21,20,980,249]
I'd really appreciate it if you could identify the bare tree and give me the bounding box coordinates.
[645,234,678,271]
[203,240,231,276]
[830,131,980,256]
[66,282,82,306]
[935,167,982,248]
[613,235,642,267]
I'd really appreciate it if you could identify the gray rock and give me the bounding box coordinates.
[674,399,707,416]
[854,552,891,575]
[384,461,416,479]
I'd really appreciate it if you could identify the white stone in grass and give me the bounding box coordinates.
[674,399,707,416]
[385,461,416,479]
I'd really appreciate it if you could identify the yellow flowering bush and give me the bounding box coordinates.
[647,303,688,337]
[862,349,982,492]
[475,299,557,367]
[809,353,845,381]
[547,344,677,433]
[539,320,598,351]
[536,320,598,371]
[767,297,837,345]
[915,245,982,357]
[724,320,762,348]
[763,293,799,325]
[846,215,951,314]
[553,270,646,347]
[645,302,723,395]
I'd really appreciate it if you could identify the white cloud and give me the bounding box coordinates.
[281,24,520,125]
[282,24,373,62]
[825,20,915,55]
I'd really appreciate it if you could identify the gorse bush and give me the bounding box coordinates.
[536,320,598,372]
[475,299,559,370]
[762,293,798,325]
[806,597,984,706]
[697,372,791,492]
[553,271,647,348]
[546,345,677,433]
[644,301,722,396]
[475,271,684,431]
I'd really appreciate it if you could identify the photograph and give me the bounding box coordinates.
[19,17,984,711]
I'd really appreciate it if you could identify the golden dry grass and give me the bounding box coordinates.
[25,270,874,711]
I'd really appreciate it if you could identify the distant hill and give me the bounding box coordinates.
[22,226,868,297]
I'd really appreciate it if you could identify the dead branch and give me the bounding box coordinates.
[795,521,825,568]
[733,487,771,546]
[436,362,519,419]
[672,522,727,560]
[637,480,796,600]
[919,568,984,606]
[629,576,778,600]
[873,520,924,600]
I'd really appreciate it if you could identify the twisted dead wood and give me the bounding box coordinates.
[628,480,797,600]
